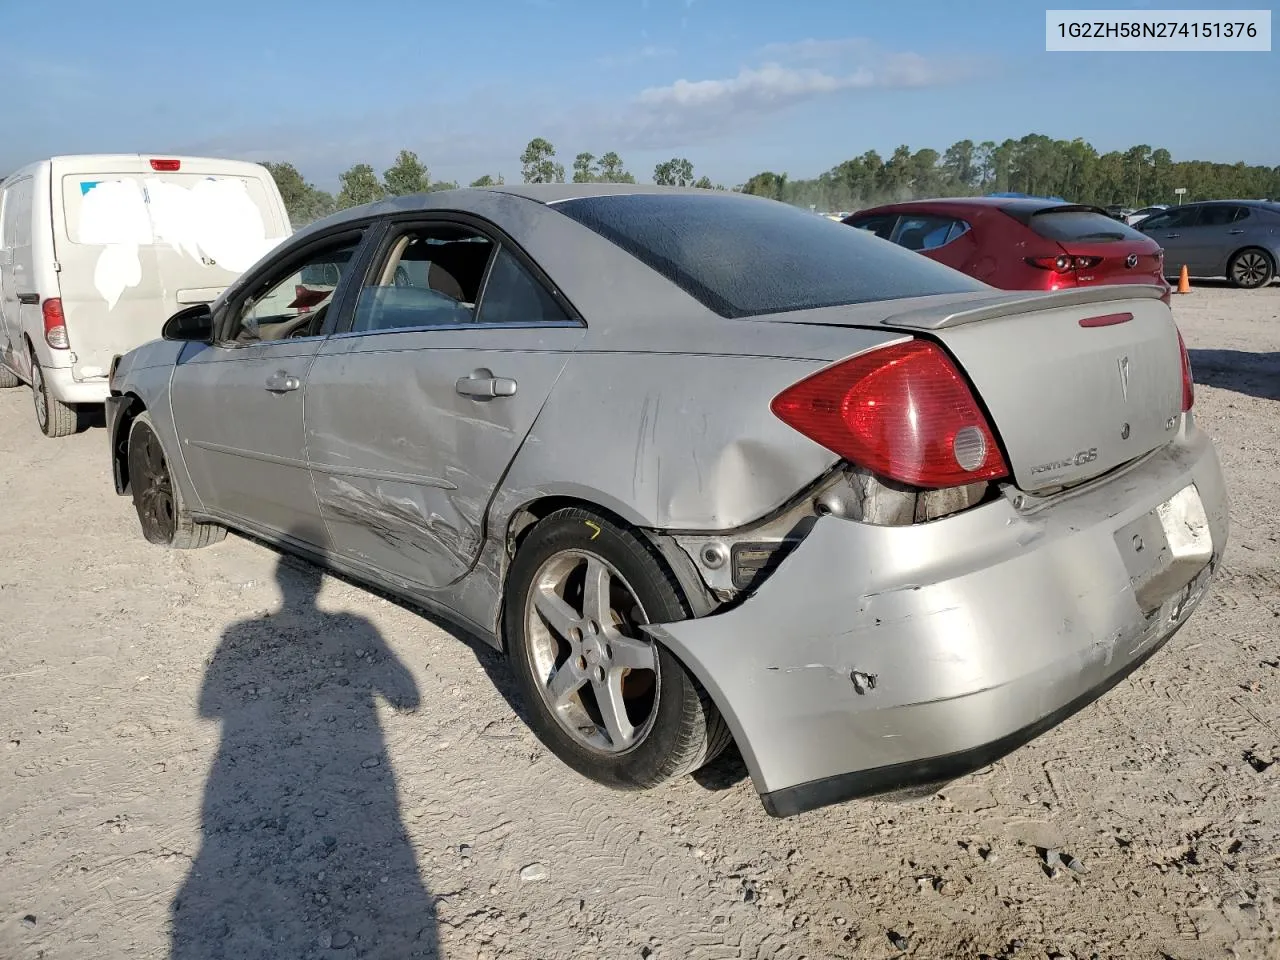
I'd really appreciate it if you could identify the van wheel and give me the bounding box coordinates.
[30,355,79,438]
[127,412,226,549]
[504,508,732,790]
[0,364,20,389]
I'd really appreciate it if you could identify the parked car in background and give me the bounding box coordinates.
[1127,204,1169,225]
[0,154,292,436]
[844,198,1171,301]
[1105,204,1136,222]
[1133,200,1280,289]
[107,184,1225,818]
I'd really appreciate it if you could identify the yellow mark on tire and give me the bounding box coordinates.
[584,520,601,540]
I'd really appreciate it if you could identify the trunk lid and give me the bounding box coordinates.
[877,285,1184,492]
[748,285,1184,494]
[1017,204,1167,289]
[1057,239,1165,288]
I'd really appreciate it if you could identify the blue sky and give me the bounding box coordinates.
[2,0,1275,188]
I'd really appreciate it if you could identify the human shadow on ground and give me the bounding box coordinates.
[171,549,438,960]
[1188,349,1280,402]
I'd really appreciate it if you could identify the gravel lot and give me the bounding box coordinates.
[1,285,1277,960]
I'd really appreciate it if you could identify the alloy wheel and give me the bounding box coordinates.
[1232,251,1271,288]
[31,362,47,431]
[523,550,661,754]
[132,426,177,543]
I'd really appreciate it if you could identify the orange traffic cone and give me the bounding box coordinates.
[1176,264,1191,294]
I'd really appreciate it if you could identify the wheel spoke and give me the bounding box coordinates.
[533,585,581,641]
[595,671,635,748]
[582,557,611,627]
[609,634,656,671]
[546,659,587,707]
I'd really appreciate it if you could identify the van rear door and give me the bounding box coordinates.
[51,156,290,382]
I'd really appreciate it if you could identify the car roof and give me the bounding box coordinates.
[849,197,1109,220]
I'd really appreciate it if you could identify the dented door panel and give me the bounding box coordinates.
[305,326,584,588]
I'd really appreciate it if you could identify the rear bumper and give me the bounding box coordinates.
[647,422,1228,817]
[42,364,109,405]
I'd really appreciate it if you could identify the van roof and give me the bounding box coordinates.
[47,154,271,173]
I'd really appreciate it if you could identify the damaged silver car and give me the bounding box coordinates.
[105,184,1229,817]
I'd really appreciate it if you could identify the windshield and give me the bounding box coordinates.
[553,193,987,319]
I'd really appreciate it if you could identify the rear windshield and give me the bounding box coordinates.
[1022,209,1147,243]
[554,193,987,318]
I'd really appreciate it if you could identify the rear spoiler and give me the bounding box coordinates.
[882,284,1168,331]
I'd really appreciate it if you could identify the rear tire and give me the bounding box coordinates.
[127,411,226,549]
[1228,248,1274,289]
[30,354,79,438]
[504,508,732,790]
[0,363,19,389]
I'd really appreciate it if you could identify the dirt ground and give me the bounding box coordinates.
[1,284,1277,960]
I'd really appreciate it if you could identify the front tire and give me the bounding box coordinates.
[127,411,226,549]
[0,362,20,389]
[30,354,79,437]
[504,508,732,790]
[1228,248,1274,289]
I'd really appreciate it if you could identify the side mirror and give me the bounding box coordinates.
[162,304,214,343]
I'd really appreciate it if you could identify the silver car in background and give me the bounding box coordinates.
[1135,199,1280,288]
[105,185,1228,817]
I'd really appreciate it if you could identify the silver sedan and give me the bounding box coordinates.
[105,184,1229,817]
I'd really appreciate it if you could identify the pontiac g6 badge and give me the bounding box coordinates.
[1117,355,1130,403]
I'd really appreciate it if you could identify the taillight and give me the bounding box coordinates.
[150,158,181,171]
[770,340,1009,489]
[42,298,69,349]
[1025,255,1102,273]
[1176,326,1194,412]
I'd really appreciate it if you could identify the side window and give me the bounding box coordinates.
[846,215,896,240]
[229,235,363,343]
[1142,208,1197,230]
[1196,205,1243,227]
[891,215,966,252]
[475,247,573,326]
[350,225,495,334]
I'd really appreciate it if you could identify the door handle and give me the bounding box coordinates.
[264,371,301,393]
[1228,229,1245,234]
[455,371,517,399]
[1163,233,1181,239]
[17,292,38,305]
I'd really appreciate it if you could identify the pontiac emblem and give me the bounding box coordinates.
[1125,253,1139,269]
[1117,355,1130,402]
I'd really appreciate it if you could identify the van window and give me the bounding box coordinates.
[60,173,282,273]
[1,178,33,249]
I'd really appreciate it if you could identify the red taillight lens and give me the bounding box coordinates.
[150,158,181,171]
[770,340,1010,489]
[1025,255,1101,273]
[1176,326,1194,412]
[42,298,69,349]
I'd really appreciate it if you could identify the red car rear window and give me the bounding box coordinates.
[1022,210,1148,244]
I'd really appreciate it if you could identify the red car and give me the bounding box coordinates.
[844,198,1171,302]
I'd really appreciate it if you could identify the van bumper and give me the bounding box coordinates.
[43,365,109,405]
[645,422,1228,817]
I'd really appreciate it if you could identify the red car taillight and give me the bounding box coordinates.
[1025,255,1102,273]
[1176,325,1194,412]
[42,298,69,349]
[770,340,1010,489]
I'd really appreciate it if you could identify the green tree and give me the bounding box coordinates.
[336,163,385,209]
[382,149,431,196]
[942,139,976,189]
[262,161,335,226]
[693,175,714,190]
[572,152,598,183]
[653,157,695,187]
[597,151,636,183]
[469,173,505,187]
[521,138,565,184]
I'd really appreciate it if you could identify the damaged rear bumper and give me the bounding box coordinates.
[645,423,1229,817]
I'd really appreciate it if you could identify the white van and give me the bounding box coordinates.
[0,155,292,436]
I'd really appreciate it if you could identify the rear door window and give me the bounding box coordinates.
[889,215,970,251]
[1139,207,1200,231]
[1024,209,1148,243]
[1194,205,1247,226]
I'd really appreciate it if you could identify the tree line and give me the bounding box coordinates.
[262,132,1278,227]
[740,134,1280,212]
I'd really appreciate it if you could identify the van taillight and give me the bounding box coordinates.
[770,340,1009,489]
[150,158,181,171]
[42,298,69,350]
